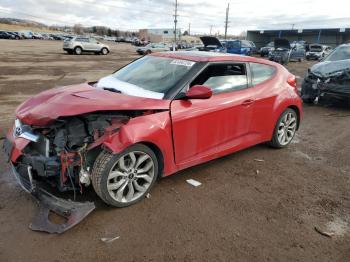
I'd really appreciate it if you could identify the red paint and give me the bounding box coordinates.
[185,85,212,99]
[6,128,30,162]
[9,54,302,179]
[16,83,170,126]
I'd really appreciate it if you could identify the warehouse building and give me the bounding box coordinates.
[138,28,181,43]
[247,28,350,48]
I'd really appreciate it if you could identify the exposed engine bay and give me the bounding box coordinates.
[13,111,152,193]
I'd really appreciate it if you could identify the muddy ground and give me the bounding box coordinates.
[0,40,349,262]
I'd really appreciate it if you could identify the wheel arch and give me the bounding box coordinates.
[101,111,176,176]
[287,105,301,130]
[138,141,164,179]
[101,47,109,53]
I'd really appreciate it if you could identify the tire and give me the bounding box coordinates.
[101,47,108,55]
[91,144,159,207]
[74,46,82,55]
[145,50,152,55]
[269,108,298,148]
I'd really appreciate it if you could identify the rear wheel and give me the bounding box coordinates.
[145,50,152,55]
[91,144,158,207]
[269,108,298,148]
[74,46,82,55]
[101,47,108,55]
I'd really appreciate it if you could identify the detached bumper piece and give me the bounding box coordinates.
[11,164,95,234]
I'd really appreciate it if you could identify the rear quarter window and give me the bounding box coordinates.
[250,63,276,85]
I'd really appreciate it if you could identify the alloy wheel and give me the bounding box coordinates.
[277,112,297,145]
[107,151,155,203]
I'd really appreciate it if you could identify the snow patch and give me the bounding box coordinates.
[96,75,164,100]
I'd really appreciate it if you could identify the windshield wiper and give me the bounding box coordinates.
[103,87,121,93]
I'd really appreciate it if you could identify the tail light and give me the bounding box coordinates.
[287,75,299,94]
[287,75,297,88]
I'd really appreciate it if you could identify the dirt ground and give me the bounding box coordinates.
[0,40,349,262]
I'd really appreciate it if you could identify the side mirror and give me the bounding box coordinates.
[185,85,212,99]
[97,42,100,44]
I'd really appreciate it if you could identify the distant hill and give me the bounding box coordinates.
[0,17,48,28]
[0,17,65,32]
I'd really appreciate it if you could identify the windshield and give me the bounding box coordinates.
[96,56,195,99]
[324,46,350,62]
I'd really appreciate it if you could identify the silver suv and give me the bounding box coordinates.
[63,36,110,55]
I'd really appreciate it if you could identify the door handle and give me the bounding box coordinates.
[241,99,255,106]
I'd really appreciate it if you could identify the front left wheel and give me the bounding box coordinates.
[91,144,159,207]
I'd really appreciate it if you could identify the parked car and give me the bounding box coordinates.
[3,51,302,233]
[259,41,274,57]
[136,43,169,55]
[199,37,255,55]
[63,36,110,55]
[20,31,34,39]
[6,32,21,39]
[268,38,305,64]
[0,31,12,39]
[32,32,43,39]
[306,44,332,60]
[41,33,54,40]
[301,44,350,104]
[225,39,256,55]
[50,34,64,40]
[198,36,225,52]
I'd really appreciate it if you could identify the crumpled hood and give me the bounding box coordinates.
[310,59,350,77]
[16,83,170,126]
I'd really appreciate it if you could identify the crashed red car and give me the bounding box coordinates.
[4,51,302,228]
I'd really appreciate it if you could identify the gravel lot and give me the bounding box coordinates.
[0,40,349,262]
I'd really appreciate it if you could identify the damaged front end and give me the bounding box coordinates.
[3,111,132,233]
[301,62,350,104]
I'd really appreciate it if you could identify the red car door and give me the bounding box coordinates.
[248,62,280,141]
[170,63,256,167]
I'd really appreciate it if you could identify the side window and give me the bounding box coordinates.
[250,63,276,85]
[230,41,240,48]
[89,38,97,43]
[190,63,248,94]
[76,38,88,42]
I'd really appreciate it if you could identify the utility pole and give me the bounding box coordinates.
[291,23,295,30]
[224,3,229,40]
[188,23,191,35]
[210,25,213,35]
[174,0,178,49]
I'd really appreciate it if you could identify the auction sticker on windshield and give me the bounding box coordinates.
[170,59,195,67]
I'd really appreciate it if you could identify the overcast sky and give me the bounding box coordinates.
[0,0,349,34]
